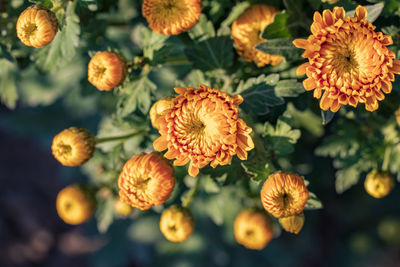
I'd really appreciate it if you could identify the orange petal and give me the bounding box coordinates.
[174,157,189,166]
[303,77,317,91]
[355,5,367,21]
[188,162,199,177]
[390,60,400,74]
[296,62,309,76]
[232,94,243,105]
[292,39,309,49]
[236,147,248,160]
[333,7,345,20]
[153,136,168,151]
[322,10,334,26]
[320,92,332,111]
[381,79,392,94]
[174,87,187,94]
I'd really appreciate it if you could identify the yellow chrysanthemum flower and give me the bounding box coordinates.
[88,51,126,91]
[56,185,94,225]
[364,169,395,198]
[153,84,254,177]
[142,0,202,36]
[118,153,175,210]
[261,172,309,218]
[279,213,305,234]
[16,5,58,48]
[114,198,132,216]
[231,5,283,67]
[150,97,174,130]
[160,205,195,242]
[234,209,273,250]
[51,127,95,167]
[293,5,400,112]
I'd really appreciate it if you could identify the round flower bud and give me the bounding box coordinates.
[118,153,175,210]
[364,169,395,199]
[279,213,305,234]
[56,185,95,225]
[51,127,95,167]
[150,97,174,130]
[88,51,126,91]
[142,0,202,36]
[160,205,195,242]
[16,5,58,48]
[114,198,132,216]
[261,172,309,218]
[234,209,273,250]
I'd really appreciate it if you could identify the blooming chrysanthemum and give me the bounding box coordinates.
[150,97,174,130]
[234,209,273,250]
[16,5,58,48]
[51,127,95,167]
[293,5,400,112]
[279,213,305,234]
[142,0,202,36]
[261,172,309,218]
[153,84,254,177]
[88,51,126,91]
[231,5,283,67]
[118,153,175,210]
[364,169,395,198]
[160,205,195,242]
[114,198,132,216]
[56,185,94,225]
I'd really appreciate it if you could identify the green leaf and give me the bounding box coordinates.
[241,161,271,184]
[256,38,303,62]
[33,0,80,72]
[262,12,291,39]
[116,75,157,116]
[28,0,53,8]
[236,74,284,115]
[263,111,301,155]
[346,3,384,23]
[188,14,215,42]
[202,175,221,193]
[305,192,323,210]
[287,103,324,137]
[321,110,335,125]
[142,27,171,64]
[95,196,115,233]
[335,166,361,194]
[220,1,251,27]
[274,79,304,97]
[0,57,18,109]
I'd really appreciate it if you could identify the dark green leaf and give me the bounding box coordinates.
[335,166,361,194]
[220,1,251,27]
[274,79,304,97]
[28,0,52,8]
[0,58,18,109]
[241,161,271,184]
[305,192,323,210]
[262,12,291,39]
[321,110,335,125]
[256,38,303,62]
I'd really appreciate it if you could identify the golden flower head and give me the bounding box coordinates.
[231,4,284,67]
[279,213,305,234]
[364,169,395,198]
[234,209,273,250]
[51,127,95,167]
[118,153,175,210]
[150,97,174,130]
[153,84,254,177]
[88,51,126,91]
[16,5,58,48]
[142,0,202,36]
[56,184,95,225]
[160,205,195,242]
[293,5,400,112]
[261,172,309,218]
[114,198,132,216]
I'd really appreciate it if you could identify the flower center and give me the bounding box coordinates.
[280,192,292,209]
[93,64,107,79]
[56,143,72,158]
[245,229,254,237]
[135,177,152,190]
[23,22,38,38]
[333,48,359,74]
[168,224,177,232]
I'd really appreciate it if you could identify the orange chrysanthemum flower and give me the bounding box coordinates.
[279,213,305,234]
[16,5,58,48]
[153,84,254,177]
[142,0,202,36]
[88,51,126,91]
[293,5,400,112]
[56,185,95,225]
[118,153,175,210]
[150,97,174,130]
[231,5,284,67]
[364,169,395,199]
[260,172,309,218]
[51,127,95,167]
[160,205,195,242]
[234,209,273,250]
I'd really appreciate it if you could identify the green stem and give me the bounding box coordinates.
[95,130,146,144]
[164,56,190,66]
[382,145,392,171]
[182,176,201,208]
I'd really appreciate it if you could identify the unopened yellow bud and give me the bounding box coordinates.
[16,5,58,48]
[149,97,174,130]
[279,213,305,234]
[364,170,395,199]
[160,205,195,242]
[51,127,95,167]
[114,198,132,216]
[56,185,95,225]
